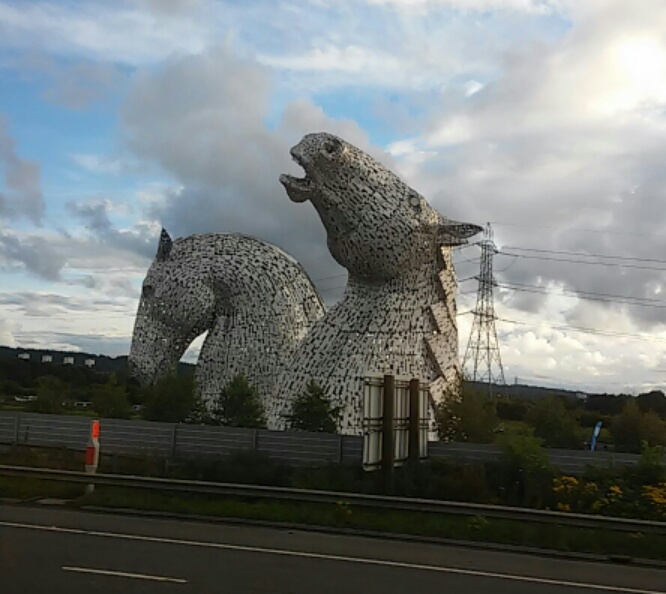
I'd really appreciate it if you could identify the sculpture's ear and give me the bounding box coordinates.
[156,228,173,261]
[437,216,483,246]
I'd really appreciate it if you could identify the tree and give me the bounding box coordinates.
[637,390,666,419]
[185,391,214,425]
[142,371,197,423]
[525,397,581,449]
[435,387,499,443]
[286,381,340,433]
[585,393,629,416]
[91,375,131,419]
[211,374,266,428]
[28,376,69,414]
[611,400,666,453]
[496,397,529,421]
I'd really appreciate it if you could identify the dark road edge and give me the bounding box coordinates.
[64,502,664,570]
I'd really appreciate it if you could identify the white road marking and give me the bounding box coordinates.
[62,566,187,583]
[2,520,663,594]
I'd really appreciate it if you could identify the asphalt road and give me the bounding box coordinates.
[1,504,664,594]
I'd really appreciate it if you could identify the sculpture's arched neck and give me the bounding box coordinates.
[346,254,447,300]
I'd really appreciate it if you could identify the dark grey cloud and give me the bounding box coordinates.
[67,199,158,259]
[0,232,65,280]
[0,219,152,286]
[0,116,44,224]
[120,45,394,296]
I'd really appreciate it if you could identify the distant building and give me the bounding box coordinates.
[63,356,75,365]
[41,354,53,363]
[84,358,95,368]
[17,353,30,361]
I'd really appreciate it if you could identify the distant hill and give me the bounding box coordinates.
[0,346,194,375]
[0,345,618,399]
[464,380,590,400]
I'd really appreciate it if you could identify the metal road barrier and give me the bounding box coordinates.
[1,464,665,535]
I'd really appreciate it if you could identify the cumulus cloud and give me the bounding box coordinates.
[0,116,44,224]
[120,45,393,293]
[5,0,666,391]
[19,51,125,110]
[0,0,213,65]
[389,0,666,333]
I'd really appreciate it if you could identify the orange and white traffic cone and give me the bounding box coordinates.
[84,420,100,494]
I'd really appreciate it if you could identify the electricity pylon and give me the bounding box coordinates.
[462,223,506,386]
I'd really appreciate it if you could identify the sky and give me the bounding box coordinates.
[2,0,666,394]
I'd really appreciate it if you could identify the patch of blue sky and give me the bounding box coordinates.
[305,81,487,147]
[1,55,137,201]
[309,87,419,146]
[0,271,54,293]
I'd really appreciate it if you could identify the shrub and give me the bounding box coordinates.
[611,400,666,453]
[436,387,499,443]
[525,397,582,449]
[494,433,555,507]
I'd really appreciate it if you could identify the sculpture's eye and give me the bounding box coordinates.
[322,138,343,157]
[142,284,155,298]
[408,193,421,210]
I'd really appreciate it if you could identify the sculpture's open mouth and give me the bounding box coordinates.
[279,148,315,203]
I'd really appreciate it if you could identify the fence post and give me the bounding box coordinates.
[253,429,259,451]
[14,413,20,446]
[381,374,395,494]
[338,434,343,463]
[408,378,420,463]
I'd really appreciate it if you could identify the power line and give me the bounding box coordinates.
[504,246,666,266]
[491,221,663,238]
[453,256,482,265]
[498,251,666,273]
[498,316,666,343]
[499,281,666,304]
[497,281,666,311]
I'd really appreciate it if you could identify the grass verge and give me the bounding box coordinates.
[71,487,666,561]
[1,446,664,561]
